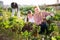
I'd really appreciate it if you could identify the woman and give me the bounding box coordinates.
[34,6,49,34]
[34,6,43,25]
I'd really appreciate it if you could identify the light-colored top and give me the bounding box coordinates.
[28,16,35,23]
[27,14,35,23]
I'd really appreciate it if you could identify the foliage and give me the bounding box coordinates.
[8,7,12,12]
[20,6,34,15]
[50,23,59,32]
[0,6,60,40]
[54,13,60,21]
[56,36,60,40]
[45,7,55,13]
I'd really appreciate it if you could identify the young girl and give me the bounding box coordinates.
[27,10,35,23]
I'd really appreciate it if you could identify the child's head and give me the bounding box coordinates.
[27,10,32,14]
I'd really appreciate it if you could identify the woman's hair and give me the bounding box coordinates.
[34,6,41,13]
[34,6,37,8]
[34,6,41,11]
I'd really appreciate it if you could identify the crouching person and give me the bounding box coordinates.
[11,2,20,18]
[33,6,49,39]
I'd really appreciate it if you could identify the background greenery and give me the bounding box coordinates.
[0,6,60,40]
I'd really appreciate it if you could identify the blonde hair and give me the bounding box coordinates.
[34,6,41,12]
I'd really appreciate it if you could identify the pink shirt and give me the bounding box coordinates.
[34,12,43,25]
[34,12,50,25]
[42,11,50,17]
